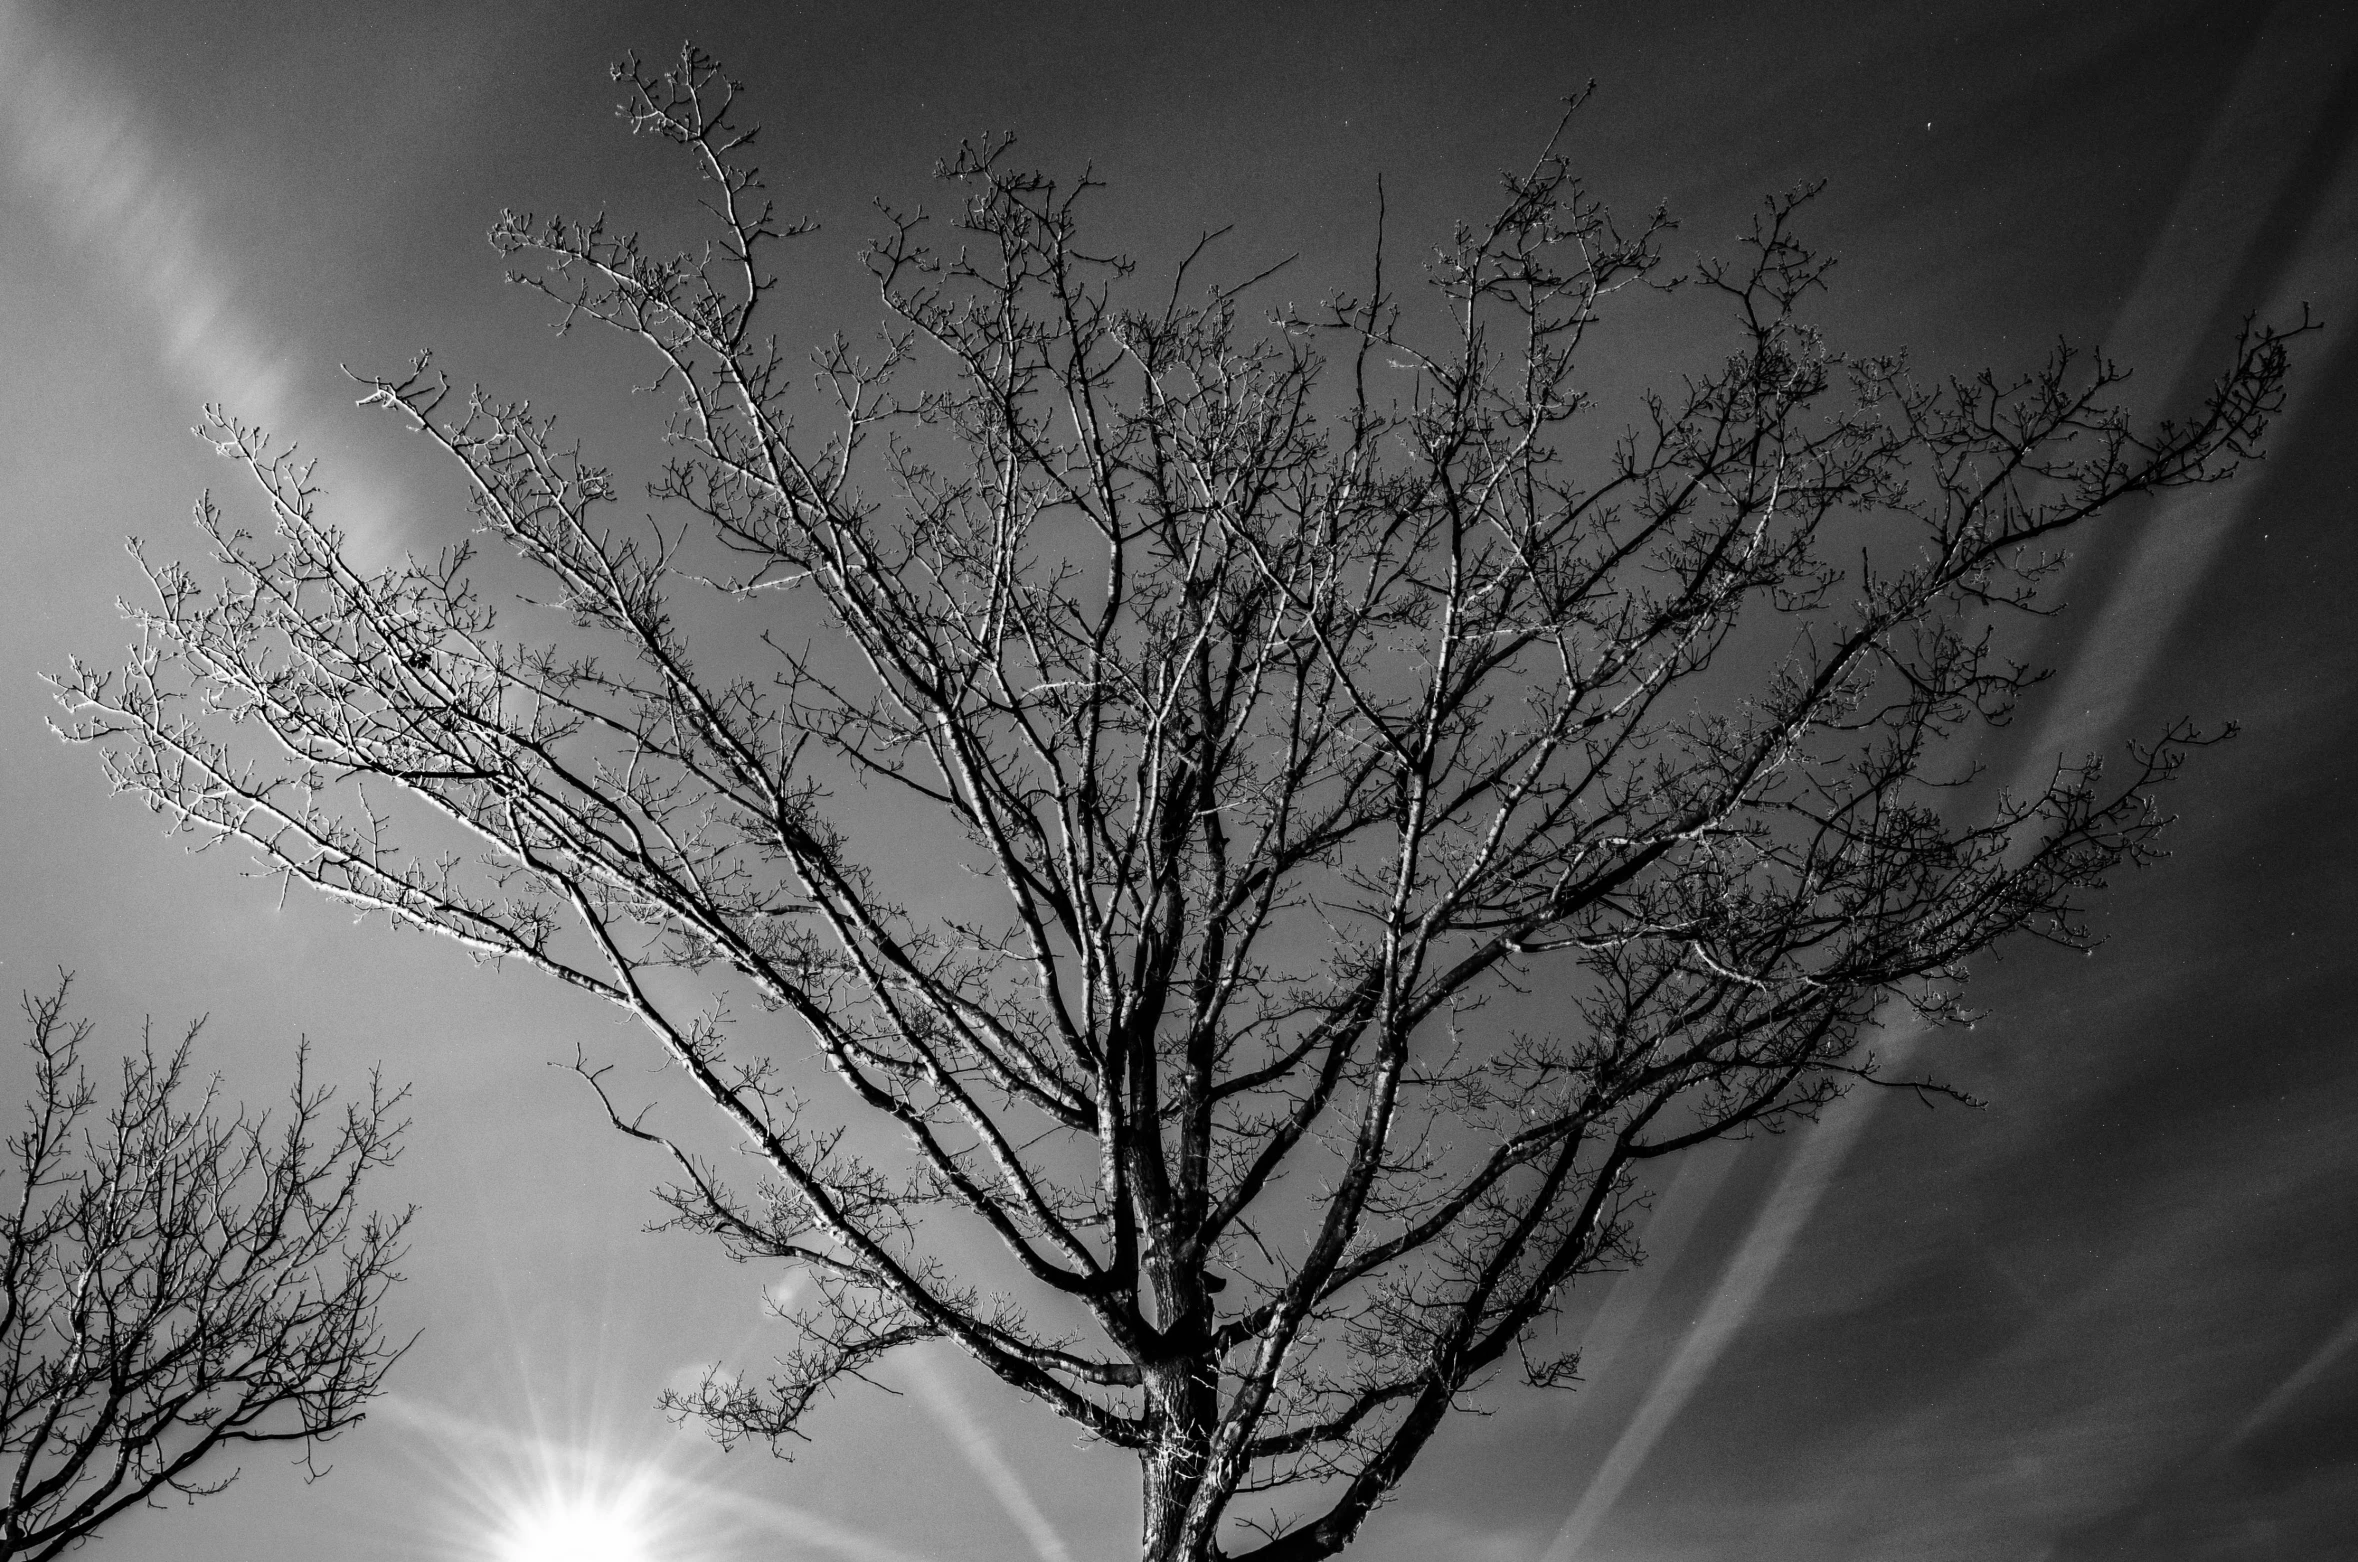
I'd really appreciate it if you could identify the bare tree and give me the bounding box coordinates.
[0,977,408,1560]
[51,47,2300,1562]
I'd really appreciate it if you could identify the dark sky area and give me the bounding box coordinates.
[2,2,2356,1559]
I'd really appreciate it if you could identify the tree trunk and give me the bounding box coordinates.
[1141,1447,1194,1562]
[1139,1352,1220,1562]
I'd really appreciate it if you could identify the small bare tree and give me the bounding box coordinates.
[52,47,2299,1561]
[0,978,408,1561]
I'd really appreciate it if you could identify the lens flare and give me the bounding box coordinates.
[493,1491,655,1562]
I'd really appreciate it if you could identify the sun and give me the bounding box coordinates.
[492,1493,656,1562]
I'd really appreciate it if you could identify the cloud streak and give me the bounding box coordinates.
[0,1,295,426]
[1539,1037,1918,1562]
[906,1348,1080,1562]
[1540,12,2358,1552]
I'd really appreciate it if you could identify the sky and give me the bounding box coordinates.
[1,2,2355,1559]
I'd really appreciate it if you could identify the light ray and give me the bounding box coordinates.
[378,1392,937,1562]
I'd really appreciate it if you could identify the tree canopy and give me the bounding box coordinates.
[0,978,408,1561]
[52,46,2300,1562]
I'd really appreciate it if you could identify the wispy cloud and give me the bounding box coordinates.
[1564,1142,1743,1397]
[0,1,295,425]
[2229,1306,2358,1448]
[1540,1040,1917,1562]
[906,1347,1080,1562]
[1539,12,2358,1554]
